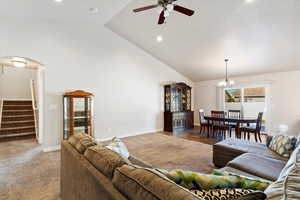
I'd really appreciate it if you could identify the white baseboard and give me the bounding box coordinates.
[42,129,163,151]
[97,128,164,142]
[43,145,61,152]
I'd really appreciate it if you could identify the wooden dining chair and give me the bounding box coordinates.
[227,110,241,138]
[241,112,264,142]
[211,111,231,139]
[199,109,211,137]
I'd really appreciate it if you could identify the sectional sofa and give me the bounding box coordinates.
[61,134,300,200]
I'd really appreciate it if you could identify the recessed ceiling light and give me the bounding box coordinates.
[89,8,100,14]
[53,0,63,3]
[245,0,255,3]
[156,35,163,43]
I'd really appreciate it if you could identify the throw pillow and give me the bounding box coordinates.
[191,189,267,200]
[268,135,297,158]
[157,169,241,191]
[211,169,271,191]
[105,137,130,160]
[264,145,300,199]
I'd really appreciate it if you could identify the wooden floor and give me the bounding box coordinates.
[160,126,267,145]
[0,126,266,200]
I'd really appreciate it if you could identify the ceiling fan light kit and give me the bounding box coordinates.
[133,0,195,25]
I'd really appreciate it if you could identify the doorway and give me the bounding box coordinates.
[0,57,44,144]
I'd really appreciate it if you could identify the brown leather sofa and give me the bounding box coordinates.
[213,138,288,182]
[213,137,300,199]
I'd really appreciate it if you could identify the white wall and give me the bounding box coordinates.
[194,70,300,136]
[0,67,35,100]
[0,18,193,149]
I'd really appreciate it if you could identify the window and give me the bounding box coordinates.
[224,86,268,132]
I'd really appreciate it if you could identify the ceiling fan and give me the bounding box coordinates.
[133,0,195,25]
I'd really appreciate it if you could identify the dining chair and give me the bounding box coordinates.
[211,111,231,139]
[227,110,241,138]
[199,109,211,137]
[240,112,264,142]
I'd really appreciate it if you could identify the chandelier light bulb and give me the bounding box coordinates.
[164,10,170,18]
[219,59,234,88]
[167,4,174,12]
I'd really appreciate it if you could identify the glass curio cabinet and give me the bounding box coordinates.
[63,90,94,139]
[164,83,194,132]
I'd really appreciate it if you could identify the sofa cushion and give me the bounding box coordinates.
[68,132,97,154]
[112,165,202,200]
[129,155,153,169]
[268,135,297,158]
[227,153,286,181]
[213,139,288,167]
[191,189,267,200]
[84,146,130,179]
[264,145,300,199]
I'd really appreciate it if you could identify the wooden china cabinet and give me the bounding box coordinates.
[63,90,94,140]
[164,82,194,132]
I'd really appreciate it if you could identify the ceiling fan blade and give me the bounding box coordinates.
[133,5,158,12]
[173,5,194,16]
[158,11,165,25]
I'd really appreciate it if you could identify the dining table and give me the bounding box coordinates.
[204,115,257,138]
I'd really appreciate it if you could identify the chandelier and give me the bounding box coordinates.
[219,59,234,87]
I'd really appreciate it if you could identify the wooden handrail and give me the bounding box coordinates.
[30,79,39,142]
[0,99,3,128]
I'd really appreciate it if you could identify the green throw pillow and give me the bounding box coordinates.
[191,188,267,200]
[211,169,271,191]
[157,169,243,191]
[268,135,297,158]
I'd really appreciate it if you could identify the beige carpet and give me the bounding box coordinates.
[123,133,214,173]
[0,133,214,200]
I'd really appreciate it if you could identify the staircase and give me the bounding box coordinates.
[0,100,36,140]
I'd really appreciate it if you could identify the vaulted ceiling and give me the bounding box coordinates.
[0,0,130,24]
[107,0,300,81]
[1,0,300,82]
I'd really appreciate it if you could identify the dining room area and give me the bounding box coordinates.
[162,84,270,145]
[198,86,268,143]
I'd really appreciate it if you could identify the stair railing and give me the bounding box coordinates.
[0,99,3,128]
[30,79,39,142]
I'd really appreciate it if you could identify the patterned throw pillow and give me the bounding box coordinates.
[268,135,297,158]
[211,170,271,191]
[191,188,267,200]
[157,169,243,191]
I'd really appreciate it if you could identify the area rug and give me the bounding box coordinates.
[123,133,214,173]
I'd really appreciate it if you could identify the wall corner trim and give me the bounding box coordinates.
[43,145,61,153]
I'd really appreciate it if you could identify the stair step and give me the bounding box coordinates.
[3,105,33,111]
[0,126,35,134]
[3,101,32,106]
[1,121,35,128]
[2,110,34,116]
[0,132,36,139]
[2,115,34,122]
